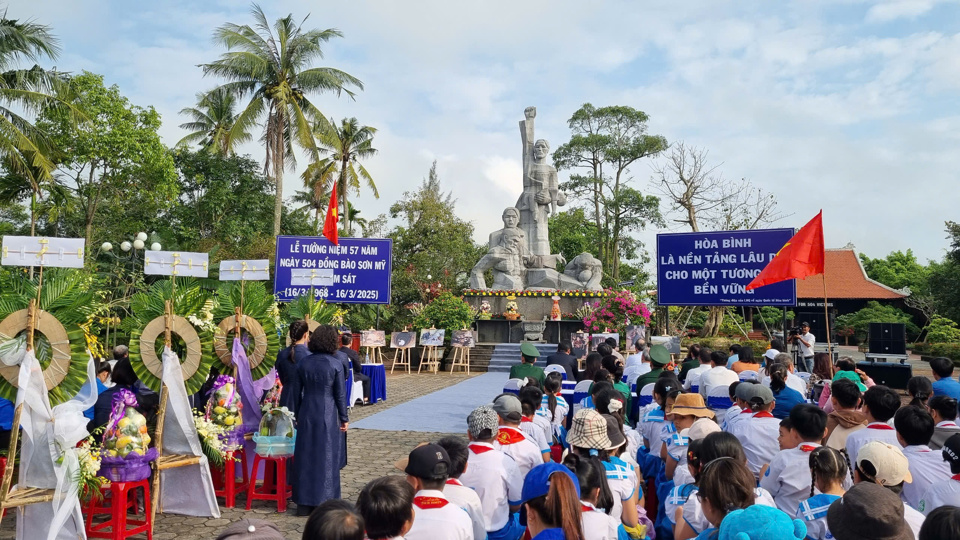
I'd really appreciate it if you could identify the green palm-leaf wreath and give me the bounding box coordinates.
[127,279,214,395]
[284,294,339,325]
[0,269,94,406]
[211,281,279,380]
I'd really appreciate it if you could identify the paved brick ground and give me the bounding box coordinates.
[0,372,477,540]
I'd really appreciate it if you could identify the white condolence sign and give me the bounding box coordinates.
[144,250,209,277]
[1,236,85,268]
[220,259,270,281]
[290,268,335,287]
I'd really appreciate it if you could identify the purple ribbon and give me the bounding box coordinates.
[106,389,139,437]
[231,337,262,435]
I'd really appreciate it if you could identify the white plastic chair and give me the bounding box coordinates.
[706,384,734,414]
[797,372,812,383]
[636,383,656,407]
[348,369,364,407]
[739,370,759,382]
[544,364,566,379]
[503,378,526,395]
[623,365,642,384]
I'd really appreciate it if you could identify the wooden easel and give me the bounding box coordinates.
[391,347,411,374]
[364,346,384,364]
[418,327,441,374]
[449,347,470,374]
[150,300,203,536]
[0,299,55,525]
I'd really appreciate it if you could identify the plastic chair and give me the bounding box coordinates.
[739,370,759,382]
[211,447,249,508]
[797,372,812,383]
[502,378,525,395]
[544,365,566,379]
[348,369,364,407]
[85,479,152,539]
[246,454,293,513]
[706,385,734,412]
[623,365,641,383]
[637,383,655,407]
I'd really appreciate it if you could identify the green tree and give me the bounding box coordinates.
[0,13,80,182]
[834,301,920,341]
[176,88,251,156]
[37,71,177,248]
[859,250,928,293]
[553,103,667,280]
[201,4,363,237]
[295,158,336,233]
[305,116,377,235]
[388,162,481,307]
[929,221,960,324]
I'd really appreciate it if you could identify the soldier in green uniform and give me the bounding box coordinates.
[633,344,672,391]
[509,342,546,387]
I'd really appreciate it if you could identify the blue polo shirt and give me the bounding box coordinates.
[933,377,960,402]
[771,386,806,419]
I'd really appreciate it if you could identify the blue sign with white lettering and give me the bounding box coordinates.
[274,236,392,304]
[656,229,796,306]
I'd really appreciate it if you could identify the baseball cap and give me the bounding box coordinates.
[216,519,285,540]
[491,394,523,423]
[684,418,722,441]
[943,433,960,466]
[826,482,913,540]
[467,406,499,439]
[649,344,670,366]
[518,463,580,525]
[741,383,774,406]
[401,443,450,480]
[763,349,779,361]
[520,342,540,358]
[856,441,913,486]
[566,409,612,450]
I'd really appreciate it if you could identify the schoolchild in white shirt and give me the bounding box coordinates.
[640,376,681,453]
[760,404,829,516]
[355,476,415,540]
[844,385,902,465]
[400,443,475,540]
[566,408,644,538]
[724,381,759,433]
[895,405,951,510]
[459,406,525,540]
[490,393,546,476]
[927,395,960,450]
[563,453,628,540]
[796,446,848,540]
[519,386,554,460]
[919,433,960,515]
[726,383,782,477]
[436,436,490,540]
[538,373,569,439]
[721,381,742,430]
[852,441,924,539]
[662,393,716,483]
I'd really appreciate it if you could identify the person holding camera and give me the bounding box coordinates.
[790,322,816,373]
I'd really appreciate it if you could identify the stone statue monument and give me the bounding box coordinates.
[469,107,603,291]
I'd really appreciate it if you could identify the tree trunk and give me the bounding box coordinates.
[30,190,36,237]
[700,306,725,337]
[272,113,284,238]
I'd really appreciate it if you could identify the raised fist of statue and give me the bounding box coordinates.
[535,192,550,204]
[524,107,537,119]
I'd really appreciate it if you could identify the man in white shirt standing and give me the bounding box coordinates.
[401,443,475,540]
[790,322,815,373]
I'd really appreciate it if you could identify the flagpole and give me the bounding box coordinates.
[822,273,832,358]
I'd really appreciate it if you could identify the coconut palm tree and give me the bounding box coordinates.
[296,157,336,233]
[201,4,362,236]
[0,14,80,187]
[176,88,251,156]
[312,116,378,234]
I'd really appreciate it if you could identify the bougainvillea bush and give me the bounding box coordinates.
[582,289,652,334]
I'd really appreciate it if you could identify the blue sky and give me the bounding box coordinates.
[14,0,960,265]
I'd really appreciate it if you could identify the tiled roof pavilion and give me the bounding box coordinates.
[796,248,908,300]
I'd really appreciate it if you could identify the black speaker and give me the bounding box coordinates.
[857,360,912,389]
[868,323,906,355]
[797,312,834,340]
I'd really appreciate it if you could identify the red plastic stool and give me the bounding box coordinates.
[245,454,292,513]
[84,479,152,540]
[211,448,249,508]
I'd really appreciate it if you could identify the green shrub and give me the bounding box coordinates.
[914,342,960,363]
[681,337,770,355]
[834,301,920,341]
[924,315,960,343]
[411,292,474,333]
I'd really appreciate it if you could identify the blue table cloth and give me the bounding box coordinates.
[361,363,387,404]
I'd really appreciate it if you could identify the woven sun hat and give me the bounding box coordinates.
[602,414,626,450]
[668,393,716,419]
[566,409,612,450]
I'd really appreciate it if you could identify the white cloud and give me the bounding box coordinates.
[865,0,947,22]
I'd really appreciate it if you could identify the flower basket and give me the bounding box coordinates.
[98,447,159,483]
[504,313,520,321]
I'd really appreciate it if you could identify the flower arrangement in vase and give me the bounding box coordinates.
[550,295,562,321]
[503,295,521,321]
[478,300,492,320]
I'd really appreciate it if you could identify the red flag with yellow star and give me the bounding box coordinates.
[323,182,339,245]
[745,211,824,290]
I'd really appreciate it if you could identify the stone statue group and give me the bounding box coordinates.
[469,107,603,291]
